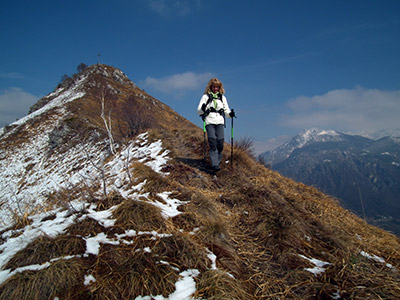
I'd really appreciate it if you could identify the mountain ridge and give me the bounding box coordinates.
[0,65,399,299]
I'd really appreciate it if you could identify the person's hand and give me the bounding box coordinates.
[229,109,236,118]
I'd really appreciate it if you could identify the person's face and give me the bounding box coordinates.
[212,85,220,93]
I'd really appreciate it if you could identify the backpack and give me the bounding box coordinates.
[201,92,226,124]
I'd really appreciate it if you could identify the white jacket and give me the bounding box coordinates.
[197,93,232,126]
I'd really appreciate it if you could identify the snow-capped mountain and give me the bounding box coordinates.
[259,128,400,235]
[0,65,399,299]
[0,64,176,227]
[363,128,400,142]
[259,128,370,166]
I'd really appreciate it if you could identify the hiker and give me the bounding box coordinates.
[197,78,235,171]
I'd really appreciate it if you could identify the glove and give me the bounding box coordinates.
[229,109,236,118]
[201,103,207,112]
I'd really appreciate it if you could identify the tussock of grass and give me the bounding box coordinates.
[196,216,229,246]
[183,191,220,219]
[62,230,210,298]
[67,216,106,237]
[113,199,166,232]
[195,269,251,300]
[4,235,85,270]
[0,259,83,300]
[131,163,173,193]
[153,233,210,270]
[172,212,200,232]
[96,192,125,210]
[93,241,179,299]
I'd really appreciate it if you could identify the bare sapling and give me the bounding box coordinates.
[100,90,116,155]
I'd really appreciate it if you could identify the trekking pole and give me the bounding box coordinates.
[231,114,234,169]
[203,119,207,161]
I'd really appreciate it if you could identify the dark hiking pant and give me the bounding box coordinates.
[206,124,224,168]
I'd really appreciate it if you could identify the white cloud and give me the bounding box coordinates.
[280,86,400,136]
[141,72,214,96]
[0,87,38,127]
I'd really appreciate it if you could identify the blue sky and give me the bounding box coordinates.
[1,0,400,153]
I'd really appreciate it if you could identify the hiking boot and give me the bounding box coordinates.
[212,165,221,172]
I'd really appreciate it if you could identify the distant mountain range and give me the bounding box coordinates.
[259,128,400,235]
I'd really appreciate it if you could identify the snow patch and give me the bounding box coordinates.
[0,132,170,229]
[134,269,200,300]
[152,192,188,218]
[84,274,96,286]
[298,254,331,276]
[360,251,394,269]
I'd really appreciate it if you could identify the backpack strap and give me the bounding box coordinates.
[207,93,213,104]
[207,92,222,106]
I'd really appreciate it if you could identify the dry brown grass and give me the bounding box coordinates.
[4,235,86,270]
[153,233,210,270]
[113,198,166,232]
[92,242,179,299]
[67,216,106,238]
[4,211,32,232]
[90,232,210,299]
[0,259,84,300]
[181,141,400,299]
[130,162,173,194]
[195,269,252,299]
